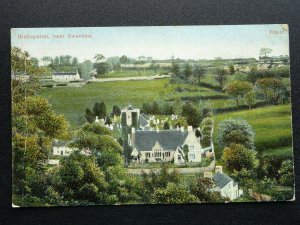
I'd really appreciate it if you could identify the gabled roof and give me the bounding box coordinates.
[212,172,233,189]
[140,115,149,127]
[140,113,150,120]
[134,130,188,151]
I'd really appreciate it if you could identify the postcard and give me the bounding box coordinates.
[11,24,294,207]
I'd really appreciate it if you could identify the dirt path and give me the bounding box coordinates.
[127,160,215,175]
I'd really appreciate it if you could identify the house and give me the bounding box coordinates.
[211,168,243,200]
[128,126,202,164]
[52,70,81,81]
[52,140,76,156]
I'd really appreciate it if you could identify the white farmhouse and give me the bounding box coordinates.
[128,126,202,164]
[211,170,243,200]
[52,71,81,81]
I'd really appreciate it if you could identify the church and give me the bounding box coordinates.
[121,105,202,164]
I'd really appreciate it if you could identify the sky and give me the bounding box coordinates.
[11,25,289,62]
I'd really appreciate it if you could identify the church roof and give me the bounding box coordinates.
[140,114,149,127]
[212,172,233,189]
[134,129,188,151]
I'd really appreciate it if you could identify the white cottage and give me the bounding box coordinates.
[129,126,202,164]
[211,170,243,200]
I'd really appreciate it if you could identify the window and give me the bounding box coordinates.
[189,154,195,160]
[165,152,170,157]
[178,155,181,160]
[189,145,194,151]
[145,153,151,158]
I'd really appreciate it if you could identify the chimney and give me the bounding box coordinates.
[215,166,223,173]
[187,126,193,133]
[131,127,135,146]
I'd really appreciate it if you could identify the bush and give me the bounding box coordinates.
[222,143,258,172]
[217,118,255,150]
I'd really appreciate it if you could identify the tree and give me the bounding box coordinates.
[94,62,110,78]
[215,67,228,87]
[150,60,160,74]
[225,81,253,107]
[182,102,201,128]
[85,108,95,123]
[183,62,192,81]
[78,60,93,80]
[94,54,105,63]
[41,56,53,66]
[119,55,129,71]
[163,121,170,130]
[190,177,226,203]
[244,91,256,109]
[259,48,273,58]
[256,78,283,104]
[229,64,235,75]
[71,57,78,66]
[112,105,121,116]
[193,64,205,84]
[217,118,255,150]
[170,56,180,76]
[278,160,294,187]
[134,56,146,76]
[222,143,259,172]
[173,96,182,116]
[150,183,197,204]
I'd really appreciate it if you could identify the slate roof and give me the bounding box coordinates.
[134,130,188,151]
[212,172,233,189]
[140,114,149,127]
[141,113,150,120]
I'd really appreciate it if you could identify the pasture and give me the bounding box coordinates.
[213,104,293,159]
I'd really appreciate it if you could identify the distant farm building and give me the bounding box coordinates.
[52,71,81,81]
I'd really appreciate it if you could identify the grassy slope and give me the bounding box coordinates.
[213,104,293,159]
[40,78,234,128]
[40,79,170,128]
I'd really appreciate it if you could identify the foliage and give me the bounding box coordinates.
[190,177,226,203]
[225,81,253,107]
[217,118,255,150]
[256,78,283,104]
[215,67,228,87]
[163,121,170,130]
[150,183,197,204]
[112,105,121,116]
[278,160,294,187]
[222,144,259,172]
[244,91,256,109]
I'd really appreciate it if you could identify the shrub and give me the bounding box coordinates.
[217,118,255,150]
[222,143,258,172]
[42,84,54,88]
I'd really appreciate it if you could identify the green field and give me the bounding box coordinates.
[213,104,293,159]
[108,68,169,78]
[40,78,235,128]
